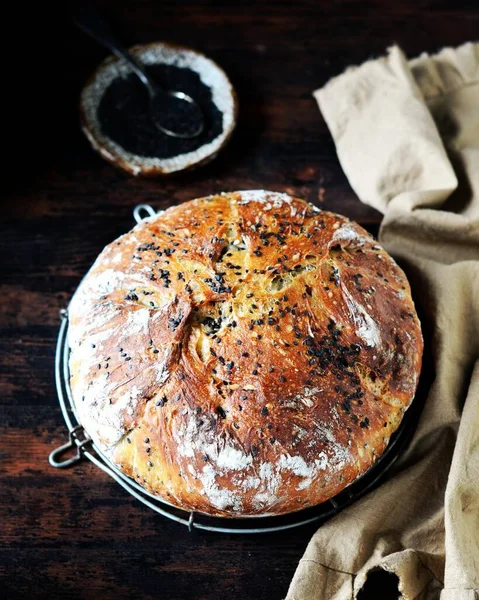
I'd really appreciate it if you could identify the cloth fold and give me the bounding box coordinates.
[286,42,479,600]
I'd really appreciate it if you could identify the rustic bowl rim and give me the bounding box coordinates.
[80,41,238,177]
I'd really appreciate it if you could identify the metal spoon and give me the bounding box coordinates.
[73,4,204,139]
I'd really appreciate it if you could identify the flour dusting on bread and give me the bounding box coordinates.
[68,191,423,517]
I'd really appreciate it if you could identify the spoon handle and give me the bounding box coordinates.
[72,3,155,94]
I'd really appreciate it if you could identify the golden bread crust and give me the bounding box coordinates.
[69,191,423,517]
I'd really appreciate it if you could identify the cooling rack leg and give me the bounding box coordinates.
[49,425,91,468]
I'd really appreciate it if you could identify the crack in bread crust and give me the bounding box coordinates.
[68,191,423,517]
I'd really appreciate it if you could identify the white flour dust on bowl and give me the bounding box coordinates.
[80,42,238,176]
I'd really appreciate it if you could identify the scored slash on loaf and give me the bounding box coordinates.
[68,191,423,517]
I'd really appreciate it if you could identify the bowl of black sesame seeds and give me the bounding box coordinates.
[80,42,238,176]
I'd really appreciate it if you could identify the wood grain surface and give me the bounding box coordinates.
[1,1,477,598]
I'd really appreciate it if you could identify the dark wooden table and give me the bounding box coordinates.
[1,1,476,598]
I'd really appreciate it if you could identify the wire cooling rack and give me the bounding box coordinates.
[49,205,423,534]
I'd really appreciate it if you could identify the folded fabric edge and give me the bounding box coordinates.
[440,590,479,600]
[352,548,443,600]
[409,41,479,102]
[313,42,479,105]
[313,45,421,142]
[286,547,442,600]
[312,44,458,214]
[285,559,353,600]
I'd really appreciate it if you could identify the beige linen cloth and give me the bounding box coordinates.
[286,43,479,600]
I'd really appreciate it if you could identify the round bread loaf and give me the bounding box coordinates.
[68,191,423,517]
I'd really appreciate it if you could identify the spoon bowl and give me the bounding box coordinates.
[150,89,204,139]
